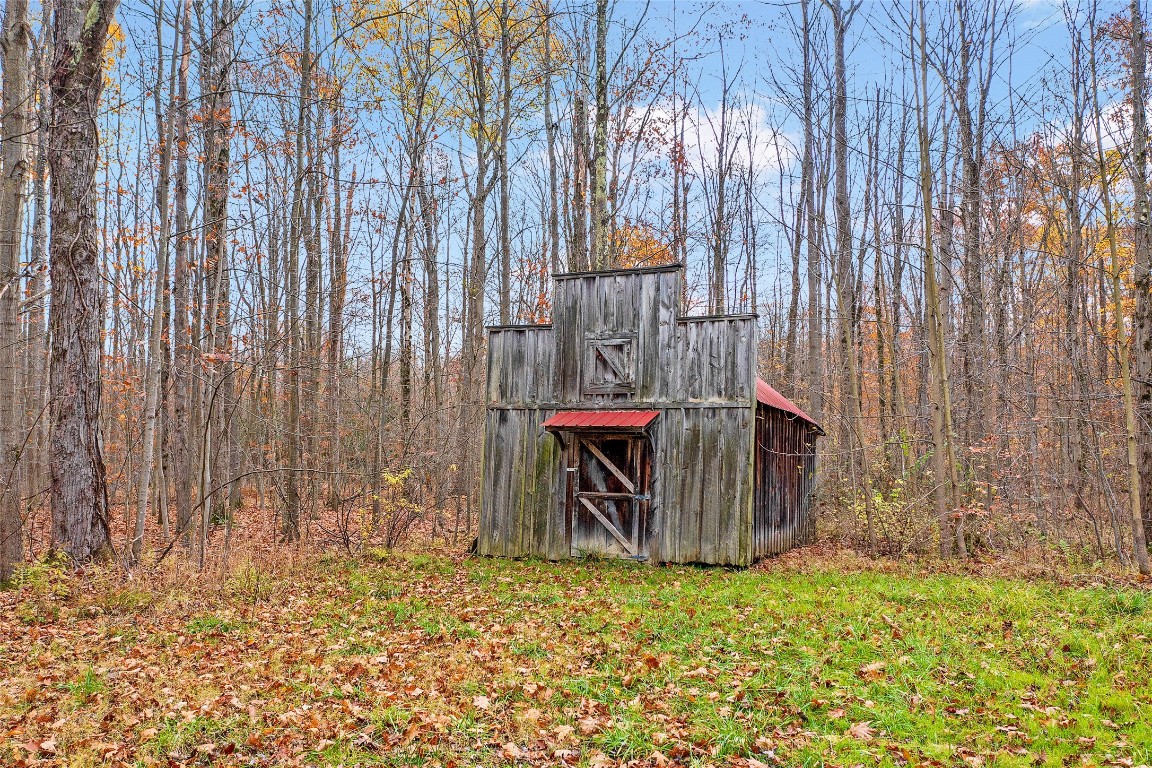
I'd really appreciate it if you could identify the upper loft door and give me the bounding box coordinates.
[583,334,636,398]
[567,434,650,559]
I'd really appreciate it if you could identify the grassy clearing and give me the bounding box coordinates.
[1,551,1150,767]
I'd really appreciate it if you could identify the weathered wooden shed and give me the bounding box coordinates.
[478,264,822,566]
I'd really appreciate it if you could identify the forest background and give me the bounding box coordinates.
[3,0,1152,579]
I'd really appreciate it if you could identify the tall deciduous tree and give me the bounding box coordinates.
[170,0,194,550]
[590,0,610,268]
[47,0,120,564]
[200,0,239,541]
[1131,0,1152,549]
[283,0,313,542]
[913,0,960,558]
[131,0,182,564]
[1090,2,1149,574]
[0,0,32,580]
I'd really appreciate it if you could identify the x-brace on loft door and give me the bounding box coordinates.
[566,433,650,559]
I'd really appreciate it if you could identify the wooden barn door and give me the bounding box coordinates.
[567,434,650,559]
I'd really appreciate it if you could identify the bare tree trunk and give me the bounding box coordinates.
[891,112,911,450]
[399,207,414,445]
[456,0,493,524]
[0,0,31,580]
[326,103,350,519]
[1130,0,1152,561]
[497,0,512,321]
[131,0,182,564]
[416,161,442,477]
[47,0,120,564]
[283,0,313,542]
[706,50,734,316]
[1061,32,1091,556]
[21,0,51,525]
[571,22,590,272]
[954,1,997,532]
[915,0,959,558]
[293,94,324,537]
[171,0,195,551]
[1091,4,1149,574]
[590,0,610,269]
[784,135,806,384]
[671,65,685,272]
[544,10,561,274]
[201,0,237,536]
[802,0,823,422]
[826,0,873,551]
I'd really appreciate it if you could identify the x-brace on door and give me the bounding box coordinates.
[566,433,650,559]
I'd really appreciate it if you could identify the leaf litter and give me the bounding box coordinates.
[1,550,1150,766]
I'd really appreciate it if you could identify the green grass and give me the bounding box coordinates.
[407,558,1151,767]
[3,554,1150,767]
[185,614,243,635]
[61,666,105,704]
[143,714,249,763]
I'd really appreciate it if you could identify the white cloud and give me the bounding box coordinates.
[626,94,799,180]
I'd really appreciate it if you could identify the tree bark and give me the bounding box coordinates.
[497,0,513,321]
[544,10,561,274]
[201,0,237,537]
[0,0,31,580]
[170,0,195,550]
[590,0,610,269]
[47,0,120,564]
[915,0,959,558]
[801,0,823,423]
[1091,4,1149,574]
[131,0,183,564]
[283,0,313,542]
[1130,0,1152,555]
[21,0,51,529]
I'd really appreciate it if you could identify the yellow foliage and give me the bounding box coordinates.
[616,220,675,269]
[348,0,555,135]
[101,21,125,89]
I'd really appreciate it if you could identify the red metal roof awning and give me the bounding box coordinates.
[756,378,823,433]
[542,410,660,430]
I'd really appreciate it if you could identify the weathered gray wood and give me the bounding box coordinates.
[479,264,817,566]
[751,403,818,558]
[578,496,637,555]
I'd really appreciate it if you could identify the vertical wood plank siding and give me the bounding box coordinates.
[479,327,560,558]
[479,265,816,566]
[752,405,818,557]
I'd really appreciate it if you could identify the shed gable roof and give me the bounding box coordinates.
[756,378,821,432]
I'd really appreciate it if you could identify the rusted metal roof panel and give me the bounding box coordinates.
[756,378,821,431]
[541,410,660,429]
